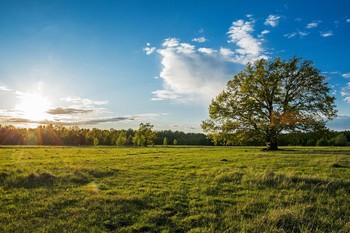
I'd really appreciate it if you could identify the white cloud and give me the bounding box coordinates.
[284,30,309,39]
[144,42,156,55]
[0,84,11,91]
[306,20,321,29]
[153,38,234,104]
[151,90,180,101]
[261,30,270,35]
[264,15,281,27]
[143,46,156,55]
[227,19,267,64]
[198,47,217,55]
[162,38,180,47]
[192,37,207,43]
[284,32,297,38]
[341,82,350,103]
[346,19,350,23]
[306,23,317,28]
[220,47,234,57]
[342,73,350,78]
[148,18,271,105]
[320,31,333,37]
[298,31,309,37]
[176,43,195,54]
[258,30,270,38]
[61,96,108,106]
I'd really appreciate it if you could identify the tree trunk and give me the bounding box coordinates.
[266,141,278,150]
[266,129,279,150]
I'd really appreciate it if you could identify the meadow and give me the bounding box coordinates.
[0,146,349,232]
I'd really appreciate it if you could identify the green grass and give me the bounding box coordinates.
[0,146,349,232]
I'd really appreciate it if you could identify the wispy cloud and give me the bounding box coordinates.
[47,107,93,115]
[320,31,333,37]
[151,90,180,101]
[0,116,135,126]
[0,84,11,91]
[61,96,108,106]
[258,30,270,38]
[346,19,350,23]
[192,37,207,43]
[340,82,350,103]
[264,15,281,27]
[284,30,309,39]
[306,20,321,29]
[342,73,350,78]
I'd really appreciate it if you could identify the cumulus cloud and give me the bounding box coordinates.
[162,38,180,47]
[144,43,156,55]
[320,31,333,37]
[227,19,267,64]
[192,37,207,43]
[264,15,281,27]
[144,46,156,55]
[153,38,235,104]
[147,17,270,105]
[220,47,234,57]
[198,47,217,55]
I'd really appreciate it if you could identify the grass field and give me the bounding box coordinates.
[0,146,349,232]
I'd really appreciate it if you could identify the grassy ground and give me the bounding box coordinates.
[0,146,349,232]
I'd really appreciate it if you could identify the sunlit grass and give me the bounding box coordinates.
[0,146,349,232]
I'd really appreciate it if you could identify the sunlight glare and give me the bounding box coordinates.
[15,93,52,121]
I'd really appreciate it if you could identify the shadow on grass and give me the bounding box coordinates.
[1,168,122,189]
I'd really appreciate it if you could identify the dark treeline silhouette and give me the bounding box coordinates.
[215,130,350,147]
[0,125,213,146]
[0,124,349,146]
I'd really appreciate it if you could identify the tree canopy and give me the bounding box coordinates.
[202,57,337,150]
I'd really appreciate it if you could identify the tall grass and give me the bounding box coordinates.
[0,146,349,232]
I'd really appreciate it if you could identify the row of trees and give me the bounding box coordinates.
[0,123,349,147]
[0,123,212,146]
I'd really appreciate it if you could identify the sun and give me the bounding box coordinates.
[15,93,52,121]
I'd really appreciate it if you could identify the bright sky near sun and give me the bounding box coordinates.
[1,0,350,132]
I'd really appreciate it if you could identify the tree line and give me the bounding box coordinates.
[0,123,349,147]
[0,123,212,146]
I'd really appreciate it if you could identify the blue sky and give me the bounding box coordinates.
[0,0,350,132]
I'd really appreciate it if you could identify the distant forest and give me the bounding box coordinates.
[0,124,349,146]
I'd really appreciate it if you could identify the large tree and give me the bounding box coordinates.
[202,57,337,150]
